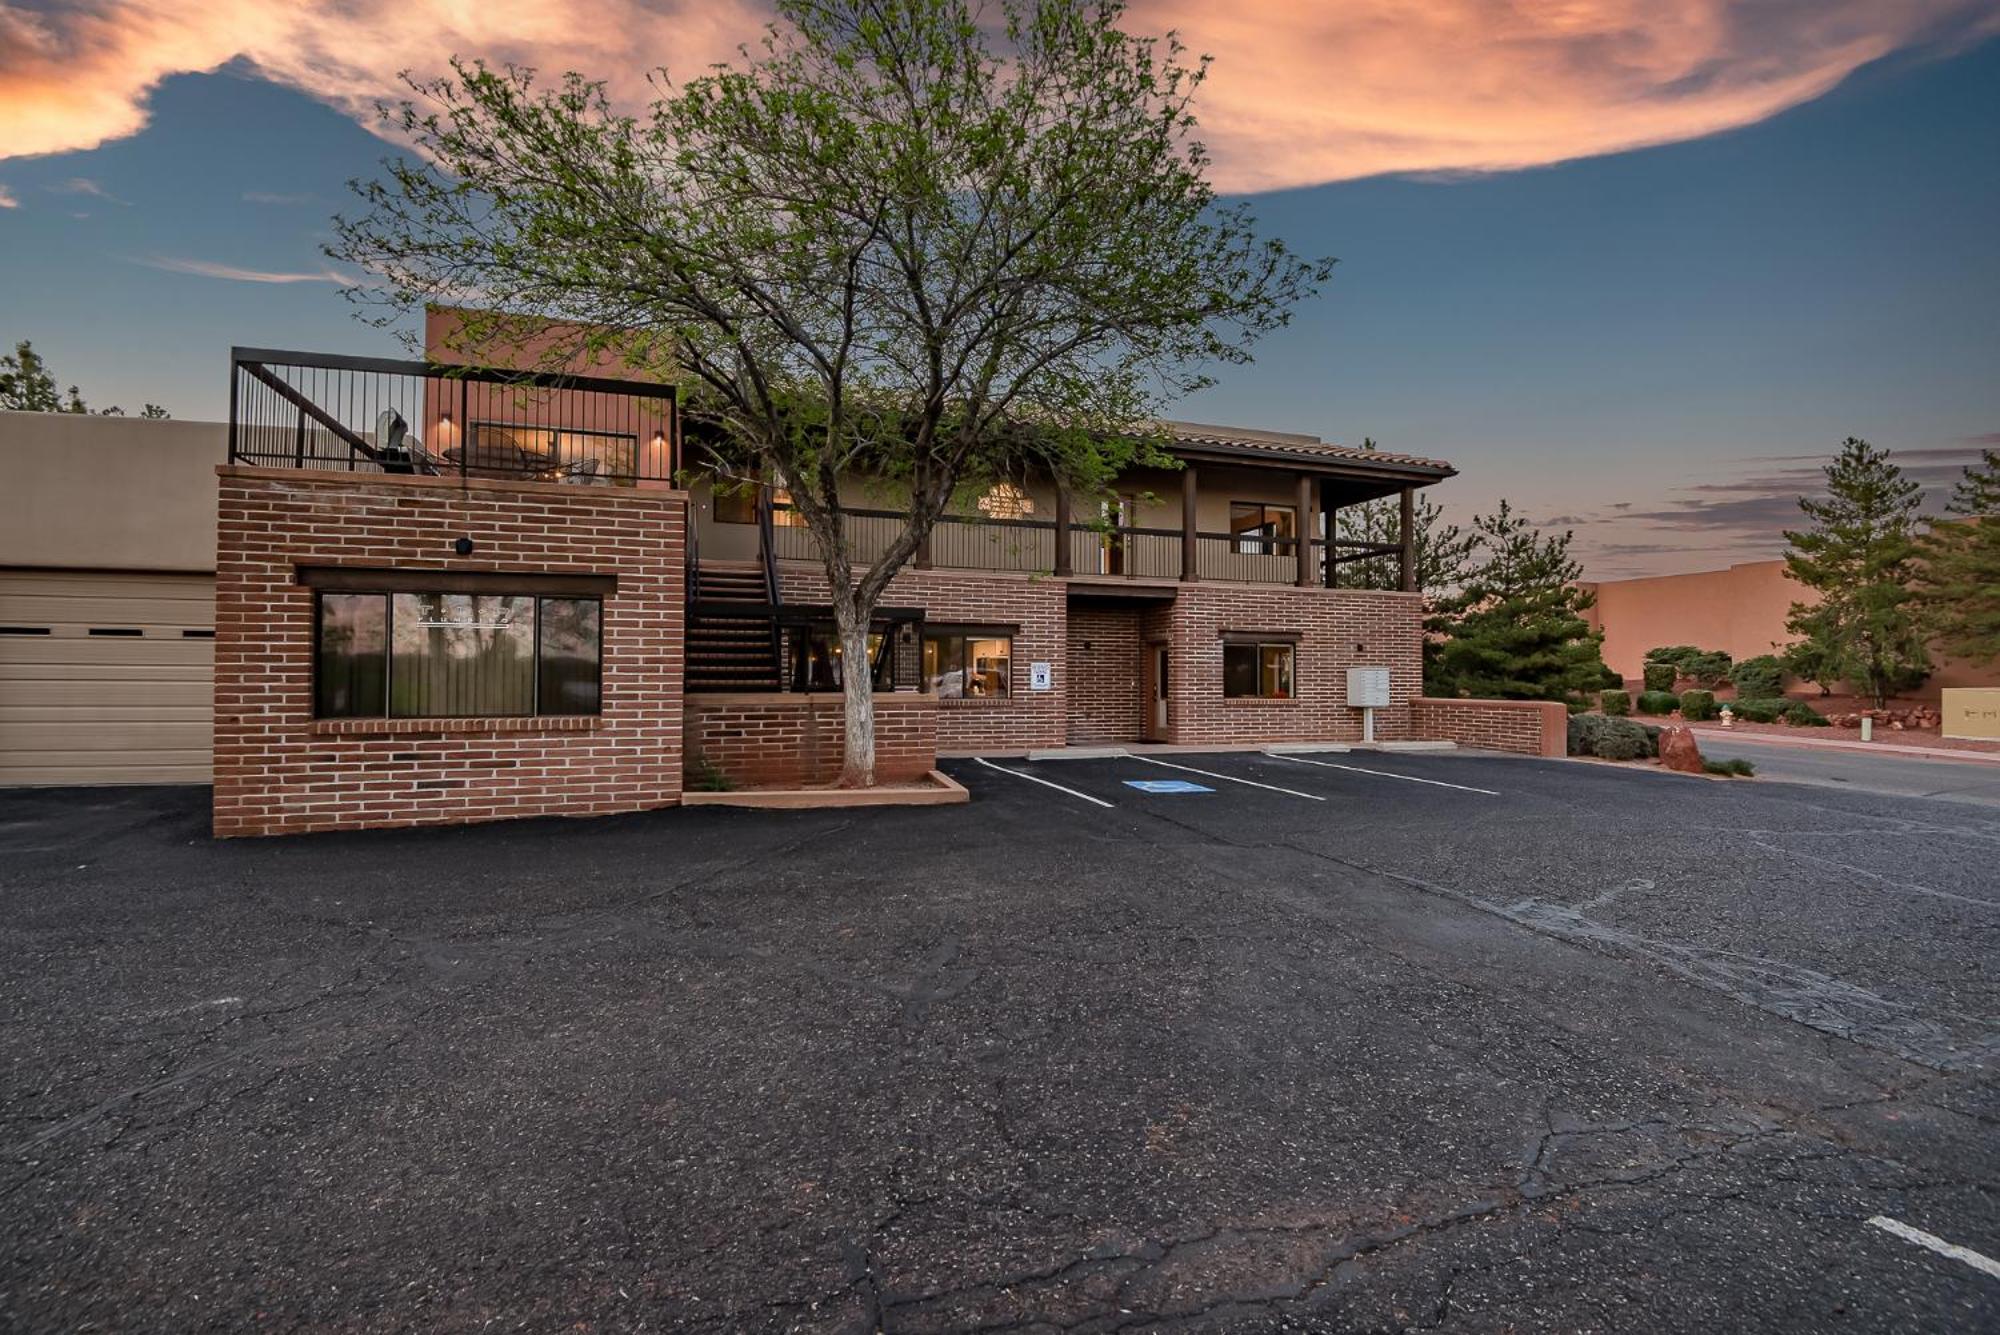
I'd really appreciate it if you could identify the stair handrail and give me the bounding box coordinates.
[757,483,784,681]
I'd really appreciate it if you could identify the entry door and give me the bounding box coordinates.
[1102,495,1136,575]
[1144,643,1169,741]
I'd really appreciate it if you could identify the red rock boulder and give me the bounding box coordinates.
[1657,724,1705,774]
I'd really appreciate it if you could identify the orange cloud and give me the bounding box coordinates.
[1,1,1995,190]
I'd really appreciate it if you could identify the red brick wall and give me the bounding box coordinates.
[1065,605,1143,743]
[685,693,935,787]
[1410,697,1567,757]
[1161,584,1424,746]
[776,564,1068,751]
[212,467,686,836]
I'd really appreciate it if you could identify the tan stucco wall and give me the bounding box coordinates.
[1584,558,2000,693]
[0,412,227,573]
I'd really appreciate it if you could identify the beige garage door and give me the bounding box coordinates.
[0,570,215,785]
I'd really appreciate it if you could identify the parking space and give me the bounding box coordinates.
[2,758,1996,1331]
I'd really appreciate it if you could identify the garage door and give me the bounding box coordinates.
[0,570,215,785]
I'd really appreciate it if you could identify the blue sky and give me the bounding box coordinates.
[1,31,1996,578]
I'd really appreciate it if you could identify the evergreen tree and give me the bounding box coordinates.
[1781,437,1929,708]
[1330,439,1477,595]
[1917,448,2000,665]
[0,340,170,417]
[1426,501,1607,701]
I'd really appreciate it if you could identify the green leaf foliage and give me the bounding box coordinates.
[1679,689,1716,721]
[1641,661,1676,693]
[1781,438,1930,708]
[1916,449,2000,666]
[0,340,168,418]
[1635,690,1679,715]
[1599,689,1630,716]
[1729,654,1786,700]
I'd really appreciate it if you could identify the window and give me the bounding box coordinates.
[790,627,888,692]
[313,590,602,718]
[1230,503,1296,555]
[467,424,636,481]
[925,632,1011,698]
[1223,642,1294,699]
[976,483,1035,520]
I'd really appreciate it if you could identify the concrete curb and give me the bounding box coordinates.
[681,769,969,808]
[1686,727,2000,767]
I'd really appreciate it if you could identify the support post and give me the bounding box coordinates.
[1295,472,1315,588]
[1181,465,1199,581]
[1054,482,1073,577]
[1398,486,1417,593]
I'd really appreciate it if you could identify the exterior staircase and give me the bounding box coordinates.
[687,560,783,692]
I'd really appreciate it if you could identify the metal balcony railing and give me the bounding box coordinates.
[228,348,678,485]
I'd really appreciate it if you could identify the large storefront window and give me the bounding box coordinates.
[314,590,602,718]
[790,628,888,692]
[925,633,1011,698]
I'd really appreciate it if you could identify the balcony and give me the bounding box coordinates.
[227,348,678,484]
[765,504,1405,586]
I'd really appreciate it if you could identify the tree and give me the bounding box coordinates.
[1426,501,1608,702]
[332,0,1329,785]
[0,340,170,417]
[1330,439,1476,595]
[1916,449,2000,666]
[1780,438,1929,708]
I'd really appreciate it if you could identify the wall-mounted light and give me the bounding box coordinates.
[650,429,666,448]
[453,537,475,557]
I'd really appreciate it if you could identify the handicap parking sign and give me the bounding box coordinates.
[1123,779,1214,794]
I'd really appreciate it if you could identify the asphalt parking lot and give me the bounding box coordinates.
[2,751,1995,1332]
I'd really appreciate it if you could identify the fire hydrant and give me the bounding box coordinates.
[1719,705,1735,729]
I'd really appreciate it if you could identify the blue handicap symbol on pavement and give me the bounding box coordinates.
[1123,779,1214,794]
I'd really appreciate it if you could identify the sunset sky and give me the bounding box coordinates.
[2,1,1997,578]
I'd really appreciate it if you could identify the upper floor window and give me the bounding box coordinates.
[315,589,602,718]
[1230,503,1296,555]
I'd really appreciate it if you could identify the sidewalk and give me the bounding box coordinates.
[1684,725,2000,766]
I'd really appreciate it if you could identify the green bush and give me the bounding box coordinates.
[1679,688,1717,721]
[1703,757,1756,777]
[1640,723,1662,756]
[1642,662,1677,693]
[1599,689,1631,716]
[1598,662,1626,690]
[1682,651,1733,688]
[1644,645,1701,669]
[1568,713,1652,760]
[1783,700,1830,727]
[1728,698,1784,723]
[1636,690,1680,715]
[1730,654,1786,700]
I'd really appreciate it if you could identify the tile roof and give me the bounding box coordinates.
[1164,420,1455,474]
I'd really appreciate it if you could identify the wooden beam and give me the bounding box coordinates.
[1295,472,1315,588]
[1181,465,1199,581]
[1053,482,1073,576]
[1399,486,1417,593]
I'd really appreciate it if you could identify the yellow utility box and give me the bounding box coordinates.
[1941,688,2000,741]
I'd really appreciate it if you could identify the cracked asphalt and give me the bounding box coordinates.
[1,749,1995,1332]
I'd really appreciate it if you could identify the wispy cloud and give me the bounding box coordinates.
[0,183,17,209]
[0,2,1995,191]
[46,176,124,203]
[242,190,314,205]
[138,254,356,284]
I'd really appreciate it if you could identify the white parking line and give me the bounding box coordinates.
[972,757,1116,808]
[1266,752,1499,796]
[1866,1215,2000,1279]
[1131,755,1325,801]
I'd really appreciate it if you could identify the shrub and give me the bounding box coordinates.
[1636,690,1680,715]
[1783,700,1830,727]
[1703,757,1756,777]
[1729,698,1784,723]
[1682,650,1733,689]
[1639,723,1662,756]
[1598,663,1626,690]
[1644,645,1701,669]
[1730,654,1786,700]
[1569,713,1652,760]
[1600,689,1631,716]
[1642,661,1677,693]
[1679,688,1717,721]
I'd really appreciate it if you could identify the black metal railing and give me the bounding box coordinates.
[228,347,678,485]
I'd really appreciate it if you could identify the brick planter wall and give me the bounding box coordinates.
[212,467,686,837]
[1410,697,1568,757]
[684,692,936,788]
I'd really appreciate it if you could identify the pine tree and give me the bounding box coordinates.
[1426,501,1608,701]
[1330,439,1478,594]
[0,340,170,417]
[1917,448,2000,666]
[1781,437,1929,708]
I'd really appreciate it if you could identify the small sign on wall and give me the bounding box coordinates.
[1029,661,1053,691]
[1346,667,1391,709]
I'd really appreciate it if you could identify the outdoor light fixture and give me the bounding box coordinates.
[453,537,475,556]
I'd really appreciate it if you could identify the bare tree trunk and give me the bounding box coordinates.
[834,598,876,788]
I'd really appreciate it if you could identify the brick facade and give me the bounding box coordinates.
[1065,605,1145,743]
[1410,697,1568,758]
[212,467,686,837]
[685,693,936,787]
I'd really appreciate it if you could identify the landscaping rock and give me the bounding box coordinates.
[1657,724,1705,774]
